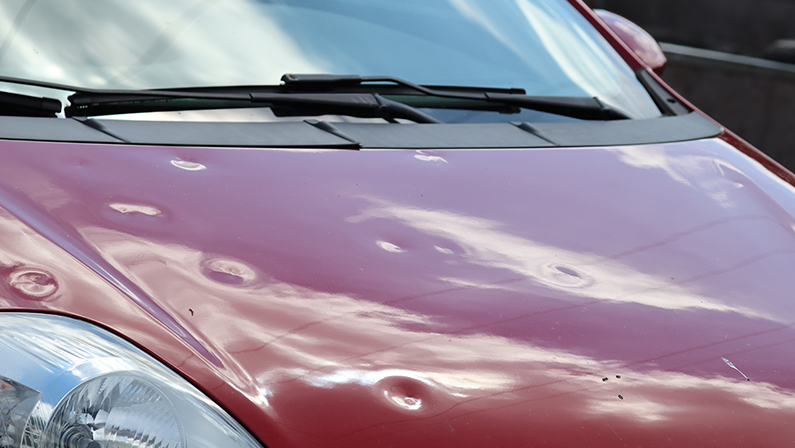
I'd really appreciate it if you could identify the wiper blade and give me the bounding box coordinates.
[281,74,630,121]
[251,92,441,123]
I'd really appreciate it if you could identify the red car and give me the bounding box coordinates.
[0,1,792,447]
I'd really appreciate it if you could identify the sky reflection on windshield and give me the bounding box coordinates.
[0,0,659,118]
[0,0,329,88]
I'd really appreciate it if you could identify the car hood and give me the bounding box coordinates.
[1,135,795,446]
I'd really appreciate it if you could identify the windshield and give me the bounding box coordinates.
[0,0,660,120]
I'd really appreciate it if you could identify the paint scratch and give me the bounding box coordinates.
[722,357,750,381]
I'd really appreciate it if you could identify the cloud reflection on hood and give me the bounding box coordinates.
[73,221,795,445]
[348,196,778,320]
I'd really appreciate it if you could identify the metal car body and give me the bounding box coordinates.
[0,1,793,447]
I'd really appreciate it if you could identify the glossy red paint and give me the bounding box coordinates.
[1,135,795,446]
[719,129,795,188]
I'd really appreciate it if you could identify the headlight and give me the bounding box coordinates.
[0,313,262,448]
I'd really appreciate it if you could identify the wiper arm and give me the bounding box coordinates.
[0,91,61,117]
[281,74,630,121]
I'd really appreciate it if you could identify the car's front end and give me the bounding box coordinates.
[0,1,793,447]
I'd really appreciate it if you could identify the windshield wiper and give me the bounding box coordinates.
[0,73,628,121]
[279,74,629,120]
[66,90,442,123]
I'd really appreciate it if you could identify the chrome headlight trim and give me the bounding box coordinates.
[0,313,262,448]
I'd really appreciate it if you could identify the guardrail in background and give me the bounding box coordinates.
[661,43,795,171]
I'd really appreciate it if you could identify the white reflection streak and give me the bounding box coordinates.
[610,146,744,209]
[587,370,795,418]
[445,0,524,60]
[515,1,621,97]
[109,203,162,216]
[116,2,333,87]
[0,1,332,89]
[376,240,405,253]
[75,226,795,425]
[349,198,772,320]
[597,399,667,422]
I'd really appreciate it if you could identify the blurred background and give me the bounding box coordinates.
[584,0,795,171]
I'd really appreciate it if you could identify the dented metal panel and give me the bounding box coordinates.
[0,137,793,446]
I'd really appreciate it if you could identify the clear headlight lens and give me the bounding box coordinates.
[0,313,262,448]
